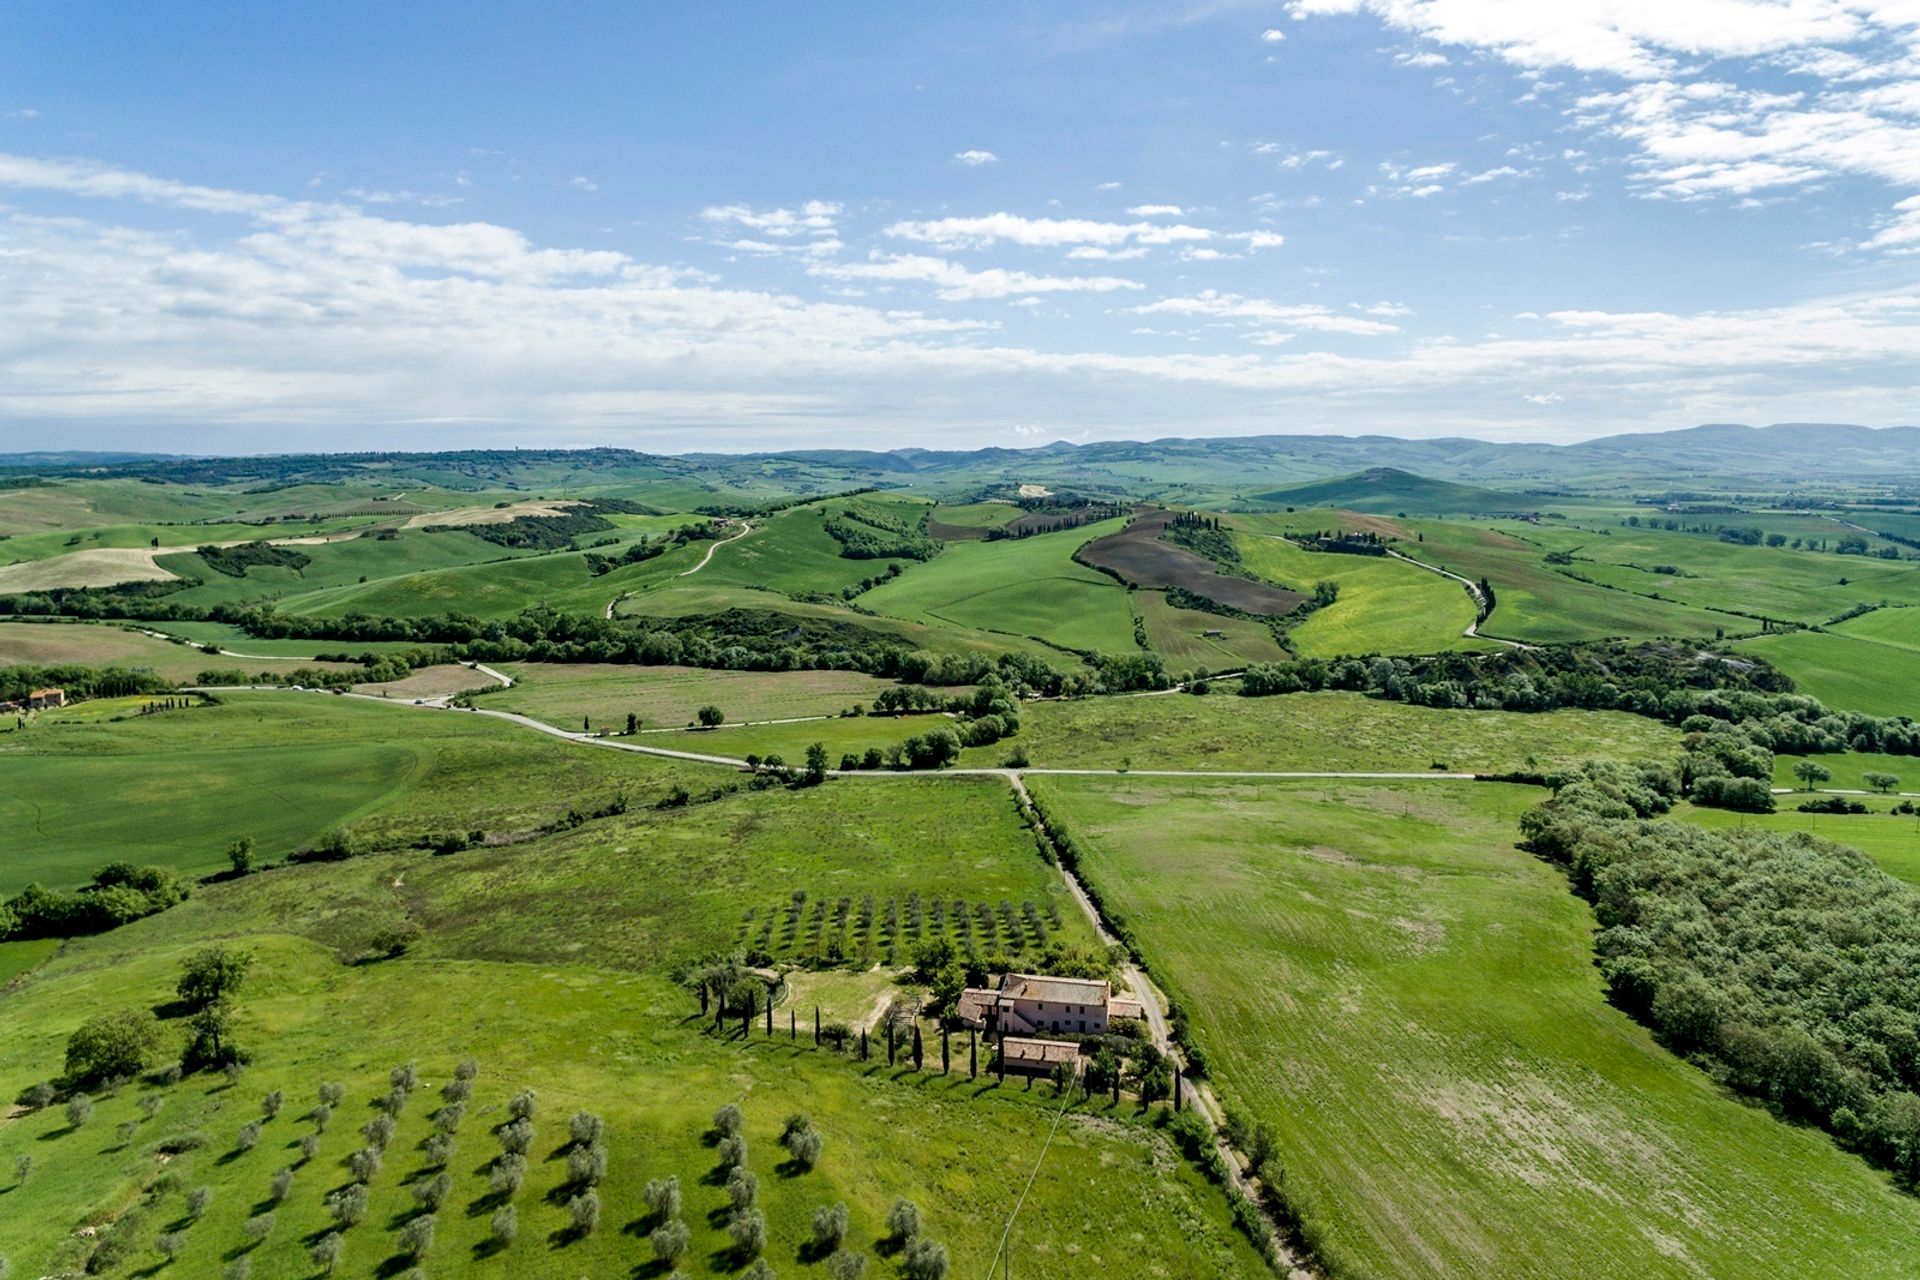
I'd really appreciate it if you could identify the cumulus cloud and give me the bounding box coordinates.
[700,200,841,236]
[1128,203,1185,216]
[954,149,999,165]
[1261,28,1287,42]
[808,252,1142,300]
[1133,290,1403,335]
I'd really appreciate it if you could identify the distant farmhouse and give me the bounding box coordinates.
[27,688,65,710]
[955,973,1145,1038]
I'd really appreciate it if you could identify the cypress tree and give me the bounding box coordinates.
[941,1026,949,1075]
[912,1025,923,1072]
[969,1030,977,1079]
[814,1007,820,1046]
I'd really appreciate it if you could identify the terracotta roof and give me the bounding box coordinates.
[29,688,63,697]
[956,988,999,1025]
[1107,996,1145,1019]
[1000,1037,1080,1066]
[1001,973,1110,1005]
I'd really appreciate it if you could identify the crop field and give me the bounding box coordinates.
[733,888,1076,969]
[481,663,898,731]
[1039,775,1920,1278]
[0,620,362,682]
[1078,509,1306,616]
[976,689,1678,773]
[1135,591,1287,668]
[1230,522,1482,656]
[925,499,1019,539]
[1731,628,1920,719]
[0,693,708,892]
[861,519,1139,654]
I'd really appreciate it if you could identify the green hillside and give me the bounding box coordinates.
[1249,467,1528,514]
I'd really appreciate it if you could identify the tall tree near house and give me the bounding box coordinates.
[941,1025,949,1075]
[969,1029,976,1079]
[912,1024,924,1071]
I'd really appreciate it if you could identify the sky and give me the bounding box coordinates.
[2,1,1920,455]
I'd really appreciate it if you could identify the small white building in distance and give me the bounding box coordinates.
[956,973,1145,1037]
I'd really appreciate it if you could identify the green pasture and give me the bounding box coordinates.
[0,693,709,892]
[1832,604,1920,649]
[926,500,1021,532]
[1771,749,1920,795]
[1230,522,1482,656]
[861,520,1137,655]
[1039,775,1920,1279]
[981,690,1678,773]
[1731,629,1920,719]
[1135,592,1285,669]
[693,507,914,599]
[481,664,897,731]
[0,621,366,684]
[139,621,429,659]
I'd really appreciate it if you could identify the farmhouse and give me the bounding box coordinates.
[955,972,1142,1037]
[995,1036,1082,1079]
[27,688,65,710]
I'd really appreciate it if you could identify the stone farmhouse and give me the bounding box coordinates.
[955,973,1145,1038]
[27,688,66,710]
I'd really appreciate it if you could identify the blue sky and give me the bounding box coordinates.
[2,1,1918,453]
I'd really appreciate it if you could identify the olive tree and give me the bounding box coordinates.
[886,1198,921,1243]
[346,1147,382,1184]
[65,1094,93,1129]
[360,1113,394,1149]
[812,1201,849,1251]
[243,1212,274,1244]
[644,1175,681,1221]
[712,1102,743,1137]
[498,1118,535,1156]
[568,1188,602,1236]
[270,1166,295,1203]
[187,1186,213,1220]
[568,1109,604,1147]
[826,1250,868,1280]
[728,1207,767,1257]
[490,1152,527,1197]
[490,1203,518,1247]
[234,1120,262,1152]
[651,1218,690,1265]
[399,1214,435,1260]
[506,1087,537,1122]
[309,1232,343,1275]
[567,1141,607,1188]
[726,1166,759,1211]
[413,1171,452,1212]
[903,1238,950,1280]
[328,1183,368,1228]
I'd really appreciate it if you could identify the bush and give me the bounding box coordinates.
[568,1188,601,1235]
[65,1009,163,1086]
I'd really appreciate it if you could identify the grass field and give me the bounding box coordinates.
[0,771,1258,1280]
[861,520,1137,655]
[1039,776,1920,1278]
[690,506,915,599]
[1831,604,1920,648]
[0,694,708,893]
[1772,749,1920,795]
[1731,628,1920,719]
[978,690,1678,773]
[1135,591,1287,668]
[1230,523,1482,656]
[141,621,429,659]
[481,664,898,732]
[1674,802,1920,886]
[0,621,362,683]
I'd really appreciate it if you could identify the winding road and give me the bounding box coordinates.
[603,521,753,619]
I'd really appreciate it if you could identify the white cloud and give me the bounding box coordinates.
[6,108,38,120]
[954,149,999,165]
[1128,204,1185,216]
[1133,290,1403,335]
[1261,28,1287,42]
[1525,392,1566,405]
[568,176,598,192]
[1394,51,1448,68]
[887,212,1217,249]
[700,200,841,236]
[809,252,1142,300]
[1095,181,1122,190]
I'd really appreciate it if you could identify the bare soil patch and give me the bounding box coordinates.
[1080,510,1307,616]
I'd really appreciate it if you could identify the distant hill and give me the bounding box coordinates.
[1247,467,1528,514]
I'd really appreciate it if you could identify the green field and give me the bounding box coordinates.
[1772,749,1920,795]
[1135,591,1286,668]
[1039,776,1920,1278]
[0,694,708,892]
[982,690,1678,773]
[142,621,433,659]
[1732,628,1920,719]
[861,520,1137,655]
[482,663,898,732]
[1831,604,1920,648]
[1230,522,1482,656]
[0,768,1259,1280]
[0,621,362,683]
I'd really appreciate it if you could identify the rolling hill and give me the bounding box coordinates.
[1246,467,1528,514]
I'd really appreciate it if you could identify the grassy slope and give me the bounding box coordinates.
[1135,592,1286,669]
[1040,776,1920,1279]
[1831,604,1920,650]
[482,663,898,731]
[979,690,1677,773]
[0,694,708,893]
[1732,628,1920,719]
[0,621,362,682]
[861,520,1137,655]
[1230,524,1481,656]
[0,775,1258,1280]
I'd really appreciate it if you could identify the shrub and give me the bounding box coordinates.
[886,1197,921,1242]
[399,1213,435,1259]
[243,1211,274,1243]
[490,1203,518,1247]
[414,1171,452,1212]
[65,1094,93,1128]
[826,1250,868,1280]
[187,1186,213,1220]
[728,1206,767,1256]
[568,1142,608,1188]
[64,1010,163,1085]
[651,1218,690,1264]
[490,1152,526,1196]
[498,1118,535,1156]
[260,1088,283,1120]
[347,1147,381,1183]
[812,1201,850,1250]
[903,1237,950,1280]
[234,1120,262,1152]
[568,1188,601,1235]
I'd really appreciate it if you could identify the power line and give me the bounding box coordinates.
[985,1077,1078,1279]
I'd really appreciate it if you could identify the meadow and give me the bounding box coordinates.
[1229,522,1481,656]
[1674,802,1920,886]
[1771,748,1920,794]
[0,621,362,683]
[480,663,898,731]
[1039,775,1920,1279]
[861,519,1138,655]
[1134,591,1287,668]
[0,694,709,892]
[1731,627,1920,719]
[977,690,1678,774]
